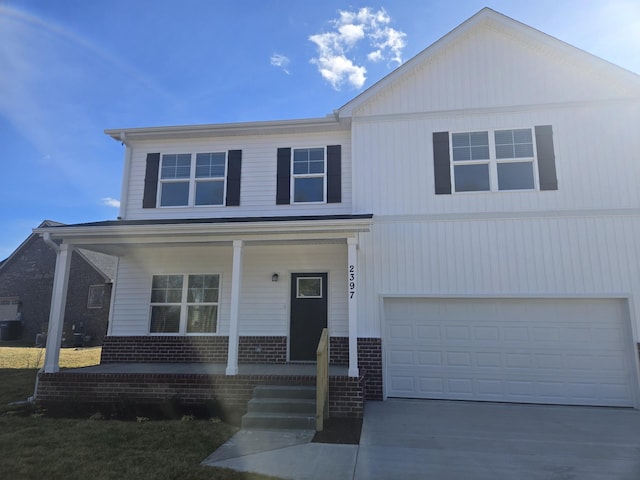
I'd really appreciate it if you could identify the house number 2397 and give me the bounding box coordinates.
[349,264,356,299]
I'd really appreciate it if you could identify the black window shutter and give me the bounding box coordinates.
[276,147,291,205]
[143,153,160,208]
[535,125,558,191]
[226,150,242,206]
[432,132,451,194]
[326,145,342,203]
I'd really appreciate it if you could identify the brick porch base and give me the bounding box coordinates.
[36,370,365,419]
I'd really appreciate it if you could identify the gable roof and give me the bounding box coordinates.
[0,220,62,275]
[337,7,640,118]
[0,220,116,282]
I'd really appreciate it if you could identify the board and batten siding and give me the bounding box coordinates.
[122,131,352,220]
[110,243,348,337]
[351,24,639,118]
[351,102,640,216]
[356,214,640,338]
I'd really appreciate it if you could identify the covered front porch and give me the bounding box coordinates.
[33,215,376,418]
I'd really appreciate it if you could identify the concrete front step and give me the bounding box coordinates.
[241,384,317,430]
[247,397,316,415]
[252,384,316,400]
[241,411,316,430]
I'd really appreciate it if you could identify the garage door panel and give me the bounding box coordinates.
[474,326,500,341]
[384,298,636,406]
[417,351,443,366]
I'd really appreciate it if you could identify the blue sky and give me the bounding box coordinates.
[1,0,639,259]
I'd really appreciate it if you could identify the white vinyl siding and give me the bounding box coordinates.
[123,131,351,220]
[109,243,348,337]
[351,25,637,117]
[355,214,640,339]
[352,102,640,216]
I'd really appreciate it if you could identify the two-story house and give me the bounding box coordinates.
[36,8,640,417]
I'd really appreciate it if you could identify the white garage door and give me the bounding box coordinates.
[385,298,636,406]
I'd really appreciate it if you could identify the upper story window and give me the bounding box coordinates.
[143,150,242,209]
[149,274,220,334]
[195,153,226,205]
[451,128,536,193]
[292,147,325,203]
[276,145,342,205]
[433,126,557,195]
[160,154,192,206]
[159,153,227,207]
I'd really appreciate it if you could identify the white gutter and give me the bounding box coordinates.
[104,116,350,141]
[42,232,60,253]
[34,217,373,241]
[117,132,130,220]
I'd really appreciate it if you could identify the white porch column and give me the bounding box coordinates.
[347,236,359,377]
[43,243,74,373]
[226,240,243,375]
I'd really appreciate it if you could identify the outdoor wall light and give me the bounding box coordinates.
[271,273,279,282]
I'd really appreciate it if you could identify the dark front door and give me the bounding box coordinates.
[289,273,328,361]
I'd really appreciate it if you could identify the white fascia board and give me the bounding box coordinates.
[104,116,350,142]
[34,217,372,245]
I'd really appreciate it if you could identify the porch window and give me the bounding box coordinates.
[149,274,220,334]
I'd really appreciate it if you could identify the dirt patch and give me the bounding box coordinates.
[312,417,362,444]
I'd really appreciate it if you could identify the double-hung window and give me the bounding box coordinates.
[292,147,325,203]
[160,154,191,206]
[149,274,220,334]
[159,152,227,207]
[451,128,537,192]
[195,153,226,205]
[452,131,491,192]
[494,129,535,190]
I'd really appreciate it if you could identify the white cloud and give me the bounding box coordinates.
[309,7,406,90]
[101,197,120,208]
[270,53,291,74]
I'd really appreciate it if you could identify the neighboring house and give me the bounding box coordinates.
[0,220,115,345]
[36,8,640,414]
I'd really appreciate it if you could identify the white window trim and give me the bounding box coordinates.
[291,146,327,204]
[148,273,222,336]
[158,152,228,208]
[450,128,539,194]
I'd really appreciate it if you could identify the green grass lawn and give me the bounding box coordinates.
[0,347,280,480]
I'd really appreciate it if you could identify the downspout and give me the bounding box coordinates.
[117,132,131,220]
[28,232,60,403]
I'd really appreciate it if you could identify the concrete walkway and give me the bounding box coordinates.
[202,429,358,479]
[203,399,640,480]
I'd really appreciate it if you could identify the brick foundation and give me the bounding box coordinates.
[330,336,383,400]
[329,336,349,365]
[357,338,383,400]
[36,371,364,418]
[101,336,287,364]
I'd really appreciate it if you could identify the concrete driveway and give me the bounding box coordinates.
[355,399,640,480]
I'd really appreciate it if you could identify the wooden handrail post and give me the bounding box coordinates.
[316,328,329,431]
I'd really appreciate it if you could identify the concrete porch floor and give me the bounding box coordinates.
[66,362,349,376]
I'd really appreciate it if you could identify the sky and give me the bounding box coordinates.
[1,0,639,259]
